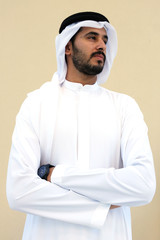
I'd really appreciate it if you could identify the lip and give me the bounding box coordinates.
[92,54,104,60]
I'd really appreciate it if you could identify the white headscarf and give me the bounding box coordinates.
[53,20,118,85]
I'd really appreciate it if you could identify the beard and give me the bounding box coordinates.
[72,45,106,76]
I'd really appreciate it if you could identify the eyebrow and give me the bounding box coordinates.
[85,31,108,41]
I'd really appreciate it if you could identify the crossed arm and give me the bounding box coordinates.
[46,166,119,210]
[6,96,156,228]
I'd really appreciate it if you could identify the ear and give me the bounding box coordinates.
[65,41,72,55]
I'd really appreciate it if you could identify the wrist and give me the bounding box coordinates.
[38,164,54,180]
[47,166,55,182]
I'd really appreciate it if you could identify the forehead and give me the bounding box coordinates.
[77,27,107,36]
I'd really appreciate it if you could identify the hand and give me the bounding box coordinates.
[110,205,120,210]
[47,167,55,182]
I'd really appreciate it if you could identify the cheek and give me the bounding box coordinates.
[75,39,94,53]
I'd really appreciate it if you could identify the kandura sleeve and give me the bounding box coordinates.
[6,97,110,228]
[51,96,156,207]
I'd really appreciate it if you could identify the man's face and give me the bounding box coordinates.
[70,27,108,75]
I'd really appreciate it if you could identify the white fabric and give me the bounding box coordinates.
[6,76,156,240]
[55,20,118,84]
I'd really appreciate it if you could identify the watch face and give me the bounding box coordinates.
[38,165,49,179]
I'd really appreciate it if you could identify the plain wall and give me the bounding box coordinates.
[1,0,160,239]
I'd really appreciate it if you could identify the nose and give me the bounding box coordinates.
[96,38,106,51]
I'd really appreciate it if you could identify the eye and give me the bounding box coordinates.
[88,36,96,40]
[103,39,108,45]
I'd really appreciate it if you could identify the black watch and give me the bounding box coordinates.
[37,164,54,180]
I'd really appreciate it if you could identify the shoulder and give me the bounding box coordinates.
[18,79,60,116]
[98,86,136,105]
[98,86,143,118]
[28,78,59,99]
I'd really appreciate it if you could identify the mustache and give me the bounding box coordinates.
[90,51,106,62]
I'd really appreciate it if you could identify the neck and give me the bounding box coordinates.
[66,66,97,86]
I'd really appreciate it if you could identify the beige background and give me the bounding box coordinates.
[1,0,160,239]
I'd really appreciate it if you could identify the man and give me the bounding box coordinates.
[6,12,156,240]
